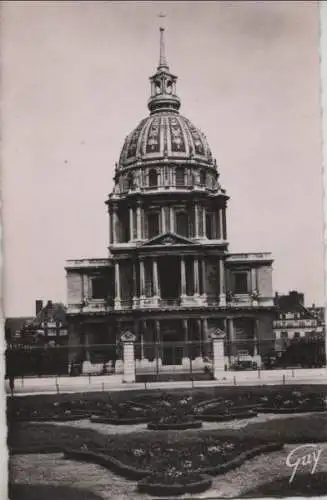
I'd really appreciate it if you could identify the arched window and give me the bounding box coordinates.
[200,169,206,187]
[149,169,158,188]
[175,167,185,187]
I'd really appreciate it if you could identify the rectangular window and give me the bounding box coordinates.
[147,212,160,239]
[234,272,248,294]
[176,212,189,237]
[91,277,107,299]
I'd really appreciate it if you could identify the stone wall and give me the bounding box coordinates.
[67,272,83,304]
[257,266,273,297]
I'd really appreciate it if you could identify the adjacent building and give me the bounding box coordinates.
[65,28,276,375]
[273,291,325,353]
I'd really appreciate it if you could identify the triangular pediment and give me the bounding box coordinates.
[141,232,195,247]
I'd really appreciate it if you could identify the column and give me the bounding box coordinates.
[222,207,227,240]
[219,258,226,306]
[219,209,223,240]
[108,210,111,245]
[120,332,136,383]
[136,204,142,240]
[161,206,166,233]
[132,261,137,307]
[114,261,121,308]
[194,203,199,238]
[155,320,161,368]
[84,327,91,363]
[201,258,206,299]
[140,260,145,299]
[203,318,210,358]
[211,330,225,379]
[253,318,259,357]
[228,317,235,358]
[180,256,186,297]
[170,206,175,232]
[202,205,206,238]
[153,258,159,300]
[129,207,134,241]
[194,258,200,297]
[196,319,202,360]
[182,319,188,361]
[113,207,118,244]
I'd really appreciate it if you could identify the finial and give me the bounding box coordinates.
[158,15,169,70]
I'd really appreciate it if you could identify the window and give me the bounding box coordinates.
[200,169,206,186]
[127,172,134,190]
[91,277,107,299]
[206,212,213,239]
[234,272,248,294]
[148,212,160,239]
[149,169,158,188]
[175,167,185,187]
[176,212,189,237]
[293,332,300,340]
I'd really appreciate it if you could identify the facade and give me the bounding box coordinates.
[273,291,325,352]
[65,29,275,375]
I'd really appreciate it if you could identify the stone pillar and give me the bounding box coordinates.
[182,319,188,363]
[140,260,145,304]
[195,203,200,238]
[222,207,227,240]
[136,204,142,240]
[129,207,134,241]
[114,261,121,308]
[219,209,223,240]
[120,331,136,383]
[211,330,225,379]
[203,318,210,358]
[155,320,161,366]
[180,256,186,297]
[108,210,111,245]
[219,258,226,306]
[153,258,159,302]
[194,258,200,297]
[170,206,175,232]
[201,258,207,300]
[113,207,118,244]
[202,205,206,238]
[227,317,235,358]
[161,206,166,233]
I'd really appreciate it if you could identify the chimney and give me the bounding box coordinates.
[35,300,43,316]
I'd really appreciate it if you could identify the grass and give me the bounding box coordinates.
[242,472,327,497]
[8,484,104,500]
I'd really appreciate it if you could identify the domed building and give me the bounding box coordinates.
[65,29,275,377]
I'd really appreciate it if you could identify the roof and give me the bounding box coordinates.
[31,301,67,328]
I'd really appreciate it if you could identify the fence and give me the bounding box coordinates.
[5,336,326,379]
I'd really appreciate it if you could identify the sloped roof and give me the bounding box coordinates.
[31,301,67,328]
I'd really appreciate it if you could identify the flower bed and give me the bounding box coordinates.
[259,390,326,414]
[137,472,212,496]
[200,410,258,422]
[90,415,150,425]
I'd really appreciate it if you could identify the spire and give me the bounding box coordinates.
[158,27,169,71]
[148,25,181,115]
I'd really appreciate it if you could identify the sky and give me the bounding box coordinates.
[1,0,325,316]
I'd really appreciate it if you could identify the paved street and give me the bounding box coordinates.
[6,368,327,396]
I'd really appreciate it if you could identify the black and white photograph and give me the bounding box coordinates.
[3,1,327,499]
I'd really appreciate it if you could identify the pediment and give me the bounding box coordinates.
[141,232,195,247]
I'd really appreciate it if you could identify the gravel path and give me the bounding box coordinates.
[42,410,317,435]
[10,443,327,499]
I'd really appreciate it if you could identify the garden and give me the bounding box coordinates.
[8,385,327,498]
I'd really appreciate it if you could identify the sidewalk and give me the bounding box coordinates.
[5,368,327,396]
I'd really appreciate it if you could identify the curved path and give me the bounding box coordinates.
[10,443,327,499]
[39,410,319,435]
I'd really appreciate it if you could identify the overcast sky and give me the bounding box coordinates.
[2,0,324,316]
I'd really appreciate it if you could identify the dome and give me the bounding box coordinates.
[118,112,213,168]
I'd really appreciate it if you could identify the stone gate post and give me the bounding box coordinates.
[120,331,136,383]
[211,329,226,379]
